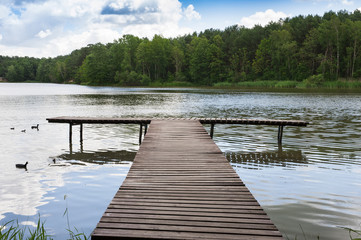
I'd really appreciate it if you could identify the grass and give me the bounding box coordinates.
[213,80,361,90]
[0,195,89,240]
[148,81,195,87]
[0,218,49,240]
[0,217,89,240]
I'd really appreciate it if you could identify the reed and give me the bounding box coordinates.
[0,218,49,240]
[0,196,89,240]
[0,218,89,240]
[342,227,361,240]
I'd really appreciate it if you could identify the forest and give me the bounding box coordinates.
[1,10,361,88]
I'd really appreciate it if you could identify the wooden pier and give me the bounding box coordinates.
[89,120,283,239]
[46,117,309,239]
[46,116,308,145]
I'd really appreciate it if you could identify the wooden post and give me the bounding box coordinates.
[144,124,148,136]
[210,124,215,139]
[80,123,83,144]
[278,125,284,145]
[69,123,73,154]
[139,124,143,145]
[69,123,73,145]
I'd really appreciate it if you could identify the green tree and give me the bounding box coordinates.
[5,65,18,82]
[189,36,212,85]
[209,35,225,83]
[77,43,113,85]
[136,39,152,80]
[36,59,52,82]
[171,42,185,81]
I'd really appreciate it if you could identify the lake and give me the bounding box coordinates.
[0,83,360,239]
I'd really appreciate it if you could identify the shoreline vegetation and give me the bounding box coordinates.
[0,219,89,240]
[1,10,361,89]
[3,79,361,92]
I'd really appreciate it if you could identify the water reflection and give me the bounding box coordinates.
[0,149,134,239]
[55,150,136,165]
[225,150,308,169]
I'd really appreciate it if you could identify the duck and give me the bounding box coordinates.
[10,127,15,130]
[31,124,39,130]
[16,161,28,169]
[21,129,26,133]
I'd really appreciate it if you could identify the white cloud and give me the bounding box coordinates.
[239,9,290,28]
[184,4,201,21]
[0,34,3,41]
[0,0,200,57]
[36,29,52,38]
[0,5,11,19]
[342,0,353,5]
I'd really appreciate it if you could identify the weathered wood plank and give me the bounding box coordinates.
[92,228,283,240]
[99,217,278,230]
[91,120,283,239]
[47,116,308,126]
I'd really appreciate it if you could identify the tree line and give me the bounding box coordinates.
[1,10,361,87]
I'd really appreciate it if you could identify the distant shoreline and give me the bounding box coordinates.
[2,80,361,93]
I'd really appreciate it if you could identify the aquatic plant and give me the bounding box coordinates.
[0,196,89,240]
[0,218,49,240]
[342,227,361,240]
[0,218,89,240]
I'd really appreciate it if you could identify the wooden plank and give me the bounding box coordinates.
[92,228,283,240]
[95,222,282,237]
[100,213,275,225]
[99,218,278,230]
[47,116,308,126]
[91,120,283,239]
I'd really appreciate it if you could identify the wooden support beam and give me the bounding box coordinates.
[139,124,143,145]
[144,124,148,136]
[278,125,284,145]
[69,123,73,145]
[80,123,83,143]
[210,123,215,139]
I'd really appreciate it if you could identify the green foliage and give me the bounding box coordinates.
[0,218,49,240]
[189,36,212,85]
[302,74,324,88]
[236,80,279,88]
[275,80,299,88]
[2,10,361,88]
[213,81,234,88]
[322,80,361,89]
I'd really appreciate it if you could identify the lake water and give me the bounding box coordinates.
[0,83,360,239]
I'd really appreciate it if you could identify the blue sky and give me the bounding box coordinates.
[0,0,360,57]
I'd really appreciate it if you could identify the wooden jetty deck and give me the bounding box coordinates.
[47,116,308,145]
[90,120,283,240]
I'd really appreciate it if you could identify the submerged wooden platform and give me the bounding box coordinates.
[91,120,283,240]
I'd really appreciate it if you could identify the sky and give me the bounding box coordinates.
[0,0,360,58]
